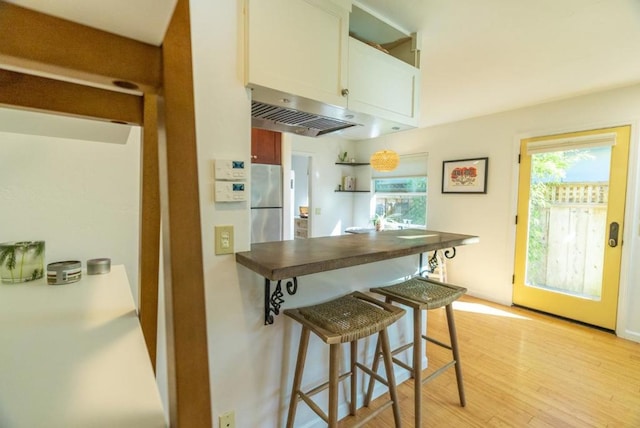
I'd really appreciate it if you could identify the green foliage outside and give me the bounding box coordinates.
[374,177,426,227]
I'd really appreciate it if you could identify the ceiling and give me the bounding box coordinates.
[5,0,640,128]
[4,0,177,46]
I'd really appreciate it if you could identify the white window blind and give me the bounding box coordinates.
[370,152,428,178]
[526,133,616,155]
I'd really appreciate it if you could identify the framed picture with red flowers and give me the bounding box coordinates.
[442,157,488,193]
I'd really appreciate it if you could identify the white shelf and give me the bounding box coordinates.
[0,265,166,428]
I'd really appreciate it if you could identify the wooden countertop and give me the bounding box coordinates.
[236,229,479,280]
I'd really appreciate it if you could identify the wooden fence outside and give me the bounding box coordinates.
[547,182,608,204]
[528,182,608,298]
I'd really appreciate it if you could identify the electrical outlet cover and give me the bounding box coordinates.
[219,411,235,428]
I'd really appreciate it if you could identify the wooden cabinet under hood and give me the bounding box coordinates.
[251,128,281,165]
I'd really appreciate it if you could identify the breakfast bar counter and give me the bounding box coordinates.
[236,229,479,324]
[236,229,478,280]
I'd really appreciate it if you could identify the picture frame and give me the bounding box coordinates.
[442,157,489,194]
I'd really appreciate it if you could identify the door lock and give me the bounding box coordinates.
[608,222,619,247]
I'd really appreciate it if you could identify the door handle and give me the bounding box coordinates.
[608,222,619,247]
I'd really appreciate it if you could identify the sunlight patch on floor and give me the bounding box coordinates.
[453,301,530,320]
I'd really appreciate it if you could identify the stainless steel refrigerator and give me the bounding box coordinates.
[251,164,283,243]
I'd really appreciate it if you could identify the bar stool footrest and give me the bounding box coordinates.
[425,335,452,350]
[391,357,413,373]
[391,342,414,355]
[354,401,394,428]
[299,393,329,424]
[301,371,352,399]
[421,360,457,385]
[357,362,390,387]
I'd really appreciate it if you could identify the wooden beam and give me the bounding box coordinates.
[0,69,142,124]
[0,1,162,92]
[138,93,161,370]
[160,0,213,426]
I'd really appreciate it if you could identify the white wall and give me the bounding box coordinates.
[292,155,309,215]
[0,127,141,302]
[352,84,640,341]
[192,2,640,427]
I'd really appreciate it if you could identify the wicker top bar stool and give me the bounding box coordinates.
[365,276,467,428]
[284,291,406,427]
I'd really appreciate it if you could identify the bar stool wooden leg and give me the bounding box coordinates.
[363,335,381,407]
[412,307,423,427]
[380,328,402,427]
[350,341,357,416]
[363,295,391,408]
[287,327,311,428]
[329,343,340,427]
[446,304,466,407]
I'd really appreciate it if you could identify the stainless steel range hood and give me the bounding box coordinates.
[249,85,415,140]
[251,101,357,137]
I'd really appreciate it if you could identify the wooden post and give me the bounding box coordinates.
[160,0,213,425]
[138,93,161,370]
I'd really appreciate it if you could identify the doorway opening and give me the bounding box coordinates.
[292,154,312,239]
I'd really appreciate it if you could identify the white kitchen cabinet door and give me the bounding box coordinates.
[347,37,420,126]
[245,0,350,108]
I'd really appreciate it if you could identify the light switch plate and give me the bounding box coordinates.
[215,225,234,255]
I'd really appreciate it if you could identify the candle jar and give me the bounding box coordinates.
[0,241,45,283]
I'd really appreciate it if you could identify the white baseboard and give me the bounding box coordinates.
[618,328,640,343]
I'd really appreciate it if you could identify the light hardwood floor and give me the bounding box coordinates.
[340,295,640,427]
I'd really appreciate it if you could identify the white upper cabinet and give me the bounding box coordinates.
[244,0,421,136]
[244,0,350,108]
[347,36,420,126]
